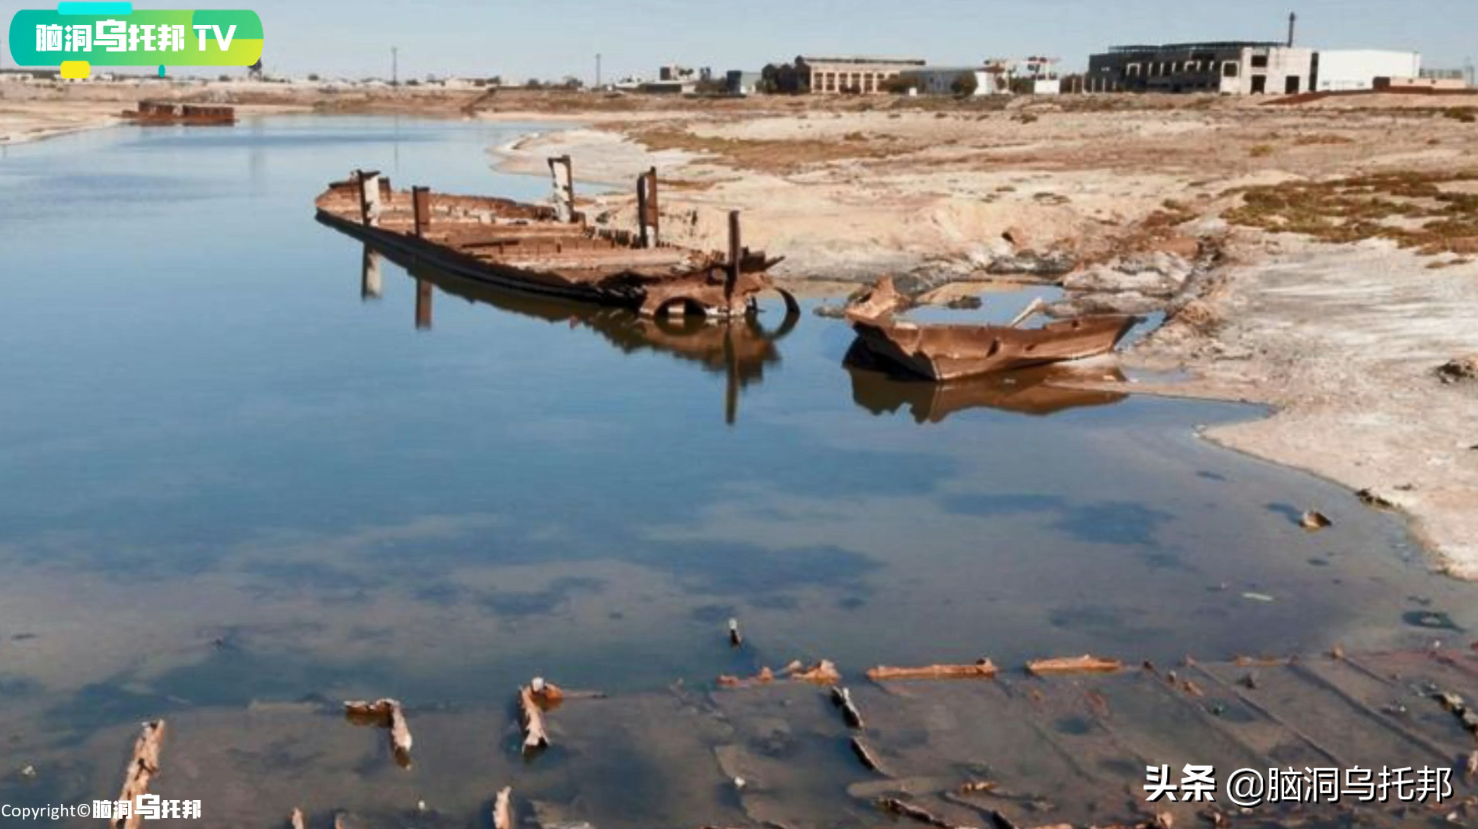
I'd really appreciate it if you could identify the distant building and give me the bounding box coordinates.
[725,70,763,95]
[897,67,994,96]
[1087,42,1421,95]
[896,57,1061,97]
[615,65,712,94]
[1315,50,1422,91]
[795,56,925,94]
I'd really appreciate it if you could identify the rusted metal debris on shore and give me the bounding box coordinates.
[315,158,797,320]
[94,646,1478,829]
[122,100,236,125]
[110,720,164,829]
[718,659,842,688]
[867,659,999,681]
[343,699,413,768]
[843,277,1138,382]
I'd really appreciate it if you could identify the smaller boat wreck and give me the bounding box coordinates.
[315,158,796,319]
[122,100,237,125]
[844,277,1138,382]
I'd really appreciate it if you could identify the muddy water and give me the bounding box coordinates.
[2,116,1476,827]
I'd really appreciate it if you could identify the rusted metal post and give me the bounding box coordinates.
[636,172,649,249]
[726,210,741,303]
[415,279,433,330]
[411,186,431,237]
[357,169,382,228]
[643,167,659,248]
[548,155,576,223]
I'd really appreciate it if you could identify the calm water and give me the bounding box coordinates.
[2,116,1475,824]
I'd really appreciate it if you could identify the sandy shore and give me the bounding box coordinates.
[0,100,122,144]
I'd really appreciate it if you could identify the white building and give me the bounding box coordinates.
[1314,50,1422,91]
[897,67,998,96]
[1089,41,1422,95]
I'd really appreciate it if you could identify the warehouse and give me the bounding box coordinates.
[1088,42,1421,95]
[795,56,925,95]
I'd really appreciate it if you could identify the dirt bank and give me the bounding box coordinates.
[1129,234,1478,577]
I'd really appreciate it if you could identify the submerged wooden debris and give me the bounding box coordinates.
[493,786,514,829]
[85,647,1478,829]
[876,797,969,829]
[850,736,885,772]
[1300,510,1334,531]
[719,659,842,688]
[843,277,1137,382]
[867,660,999,681]
[343,699,413,768]
[788,660,842,685]
[111,720,165,829]
[519,680,560,753]
[315,160,795,320]
[1025,655,1123,676]
[831,686,865,729]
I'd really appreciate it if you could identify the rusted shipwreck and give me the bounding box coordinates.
[122,100,237,125]
[844,277,1137,382]
[315,158,796,319]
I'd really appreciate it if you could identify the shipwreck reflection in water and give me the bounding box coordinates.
[845,340,1129,423]
[358,244,798,423]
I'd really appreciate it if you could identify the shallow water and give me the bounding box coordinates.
[2,116,1476,826]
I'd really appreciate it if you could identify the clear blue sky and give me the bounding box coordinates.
[3,0,1474,80]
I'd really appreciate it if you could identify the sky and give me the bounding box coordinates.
[2,0,1475,82]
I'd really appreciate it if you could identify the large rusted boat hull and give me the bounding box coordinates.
[848,314,1138,381]
[315,169,793,319]
[316,209,630,306]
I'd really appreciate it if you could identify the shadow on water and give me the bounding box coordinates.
[346,233,800,426]
[844,339,1131,423]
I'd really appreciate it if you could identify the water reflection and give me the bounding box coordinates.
[844,340,1129,422]
[355,242,799,423]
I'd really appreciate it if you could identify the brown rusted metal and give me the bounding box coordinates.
[844,277,1137,382]
[726,210,741,302]
[637,167,660,248]
[354,170,383,229]
[112,720,165,829]
[411,186,431,238]
[547,155,576,223]
[315,162,786,320]
[122,100,236,125]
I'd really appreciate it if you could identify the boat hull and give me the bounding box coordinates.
[849,314,1138,381]
[314,174,795,319]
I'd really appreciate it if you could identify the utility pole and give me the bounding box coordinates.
[595,53,602,89]
[391,46,398,86]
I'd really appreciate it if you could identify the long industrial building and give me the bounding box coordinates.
[1087,41,1421,95]
[795,56,925,94]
